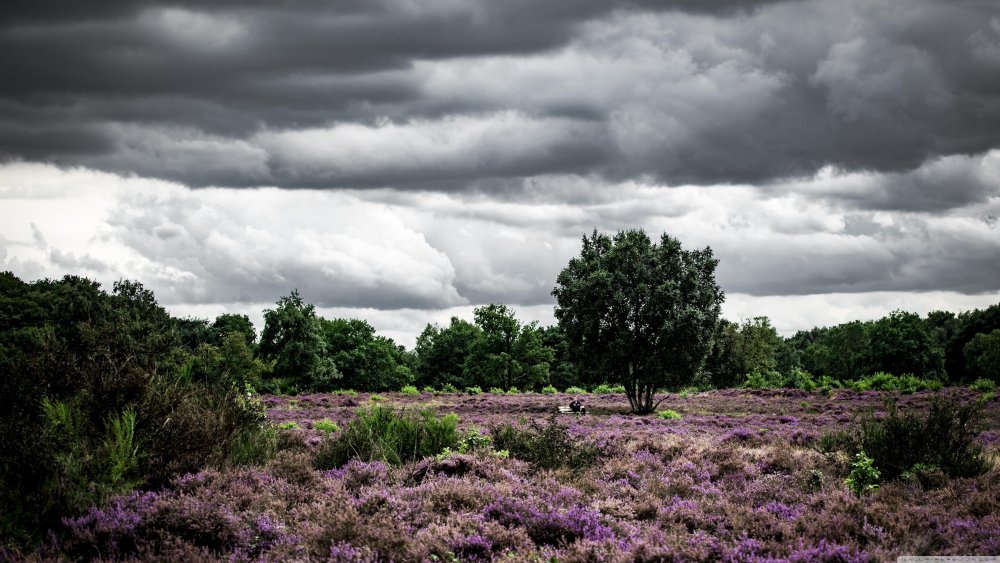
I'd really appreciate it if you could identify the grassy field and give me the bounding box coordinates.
[53,388,1000,561]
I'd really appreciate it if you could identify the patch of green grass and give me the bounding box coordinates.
[591,384,625,394]
[657,409,682,420]
[314,419,339,434]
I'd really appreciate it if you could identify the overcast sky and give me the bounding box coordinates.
[1,0,999,347]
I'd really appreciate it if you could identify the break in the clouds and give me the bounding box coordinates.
[1,0,999,346]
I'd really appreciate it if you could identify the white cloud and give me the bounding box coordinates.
[254,111,608,186]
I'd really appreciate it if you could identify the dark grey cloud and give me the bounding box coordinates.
[3,0,995,197]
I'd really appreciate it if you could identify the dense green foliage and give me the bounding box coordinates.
[464,304,553,391]
[413,305,554,392]
[258,291,340,392]
[413,317,481,390]
[0,273,271,548]
[776,305,998,387]
[553,229,724,413]
[319,317,413,391]
[705,317,782,388]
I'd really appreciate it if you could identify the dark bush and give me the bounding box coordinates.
[490,416,602,471]
[819,393,990,481]
[0,274,274,548]
[313,405,459,469]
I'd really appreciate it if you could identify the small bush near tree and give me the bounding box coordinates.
[844,451,880,496]
[657,409,682,420]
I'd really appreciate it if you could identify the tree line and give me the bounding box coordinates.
[152,287,1000,400]
[3,229,998,404]
[144,229,1000,403]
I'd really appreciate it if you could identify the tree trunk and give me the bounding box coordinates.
[635,383,655,415]
[625,361,641,413]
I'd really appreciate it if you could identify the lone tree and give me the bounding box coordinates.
[553,229,723,414]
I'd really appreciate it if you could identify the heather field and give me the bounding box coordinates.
[52,389,1000,562]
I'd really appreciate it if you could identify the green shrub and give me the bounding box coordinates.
[369,394,384,402]
[592,383,625,394]
[440,383,459,393]
[970,378,996,393]
[278,421,300,430]
[901,463,948,490]
[677,386,699,399]
[313,405,459,468]
[540,385,558,394]
[506,387,521,394]
[818,375,844,389]
[490,417,601,471]
[400,385,420,395]
[313,418,339,434]
[488,387,505,394]
[0,275,275,549]
[465,386,483,395]
[819,394,989,481]
[657,409,682,420]
[844,451,880,496]
[742,369,783,389]
[457,428,493,454]
[848,372,943,393]
[565,386,588,394]
[332,389,359,396]
[786,368,816,392]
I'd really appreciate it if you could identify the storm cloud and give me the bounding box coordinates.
[1,0,999,345]
[1,0,998,194]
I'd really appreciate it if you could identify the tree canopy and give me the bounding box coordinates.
[464,303,553,391]
[258,290,339,392]
[552,229,724,414]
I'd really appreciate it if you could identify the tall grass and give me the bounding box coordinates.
[313,405,459,468]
